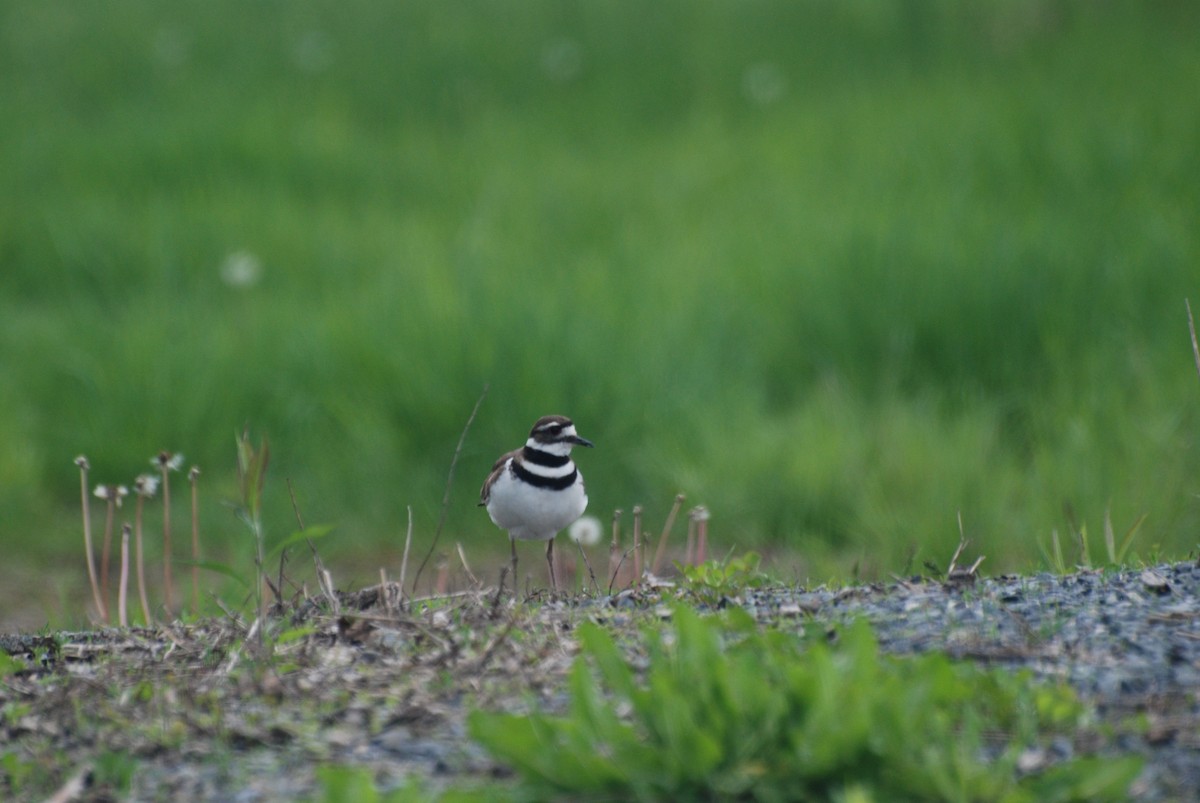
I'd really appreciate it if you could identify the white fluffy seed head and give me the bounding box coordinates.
[568,515,603,546]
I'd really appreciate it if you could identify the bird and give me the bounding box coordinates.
[480,415,593,591]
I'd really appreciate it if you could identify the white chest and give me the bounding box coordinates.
[485,461,588,541]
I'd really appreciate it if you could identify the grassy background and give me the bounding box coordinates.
[2,1,1199,619]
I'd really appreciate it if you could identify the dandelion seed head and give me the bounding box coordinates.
[540,37,583,84]
[153,451,185,472]
[134,474,160,497]
[568,515,603,546]
[741,62,787,106]
[94,484,129,506]
[219,250,263,288]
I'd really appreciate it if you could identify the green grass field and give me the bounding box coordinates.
[2,1,1199,617]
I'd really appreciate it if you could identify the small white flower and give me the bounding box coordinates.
[74,455,90,470]
[568,515,603,546]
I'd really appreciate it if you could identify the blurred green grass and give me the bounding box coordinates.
[2,1,1199,606]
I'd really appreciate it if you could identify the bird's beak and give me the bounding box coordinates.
[569,435,594,448]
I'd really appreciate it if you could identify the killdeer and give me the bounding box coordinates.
[480,415,593,590]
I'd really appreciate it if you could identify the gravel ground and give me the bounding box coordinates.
[2,562,1198,800]
[739,562,1200,800]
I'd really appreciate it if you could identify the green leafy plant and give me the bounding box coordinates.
[469,607,1141,802]
[676,551,770,604]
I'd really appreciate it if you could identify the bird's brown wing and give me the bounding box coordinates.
[479,449,519,506]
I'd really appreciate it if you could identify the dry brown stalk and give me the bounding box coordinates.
[694,506,710,564]
[75,457,107,622]
[398,505,414,606]
[413,383,488,595]
[155,451,183,615]
[189,466,201,614]
[691,506,700,564]
[576,539,600,593]
[118,523,131,628]
[1188,299,1200,384]
[457,542,482,588]
[651,493,686,574]
[632,505,643,586]
[133,475,156,626]
[134,496,152,625]
[607,508,622,592]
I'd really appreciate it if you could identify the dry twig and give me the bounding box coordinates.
[75,457,107,622]
[651,493,686,574]
[1188,299,1200,384]
[413,383,489,594]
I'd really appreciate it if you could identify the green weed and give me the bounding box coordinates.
[92,750,139,797]
[469,607,1141,802]
[676,551,770,604]
[1041,508,1148,573]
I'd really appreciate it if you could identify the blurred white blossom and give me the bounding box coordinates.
[568,515,603,546]
[219,251,263,288]
[741,62,787,106]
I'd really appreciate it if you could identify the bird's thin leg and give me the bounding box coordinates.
[510,538,519,590]
[546,538,557,592]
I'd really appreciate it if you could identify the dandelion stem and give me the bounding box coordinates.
[161,465,173,614]
[118,523,131,628]
[651,493,686,574]
[135,495,152,625]
[632,505,643,588]
[76,458,107,623]
[189,467,201,614]
[101,496,115,622]
[695,506,710,564]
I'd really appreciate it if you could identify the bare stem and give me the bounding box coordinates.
[412,383,489,594]
[695,506,710,564]
[1187,299,1200,385]
[160,467,173,614]
[286,477,337,610]
[101,498,115,623]
[651,493,686,574]
[76,458,107,622]
[397,505,413,605]
[189,467,201,614]
[135,496,152,625]
[607,509,622,592]
[685,512,697,566]
[118,523,131,628]
[576,539,600,593]
[457,542,481,588]
[632,505,643,587]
